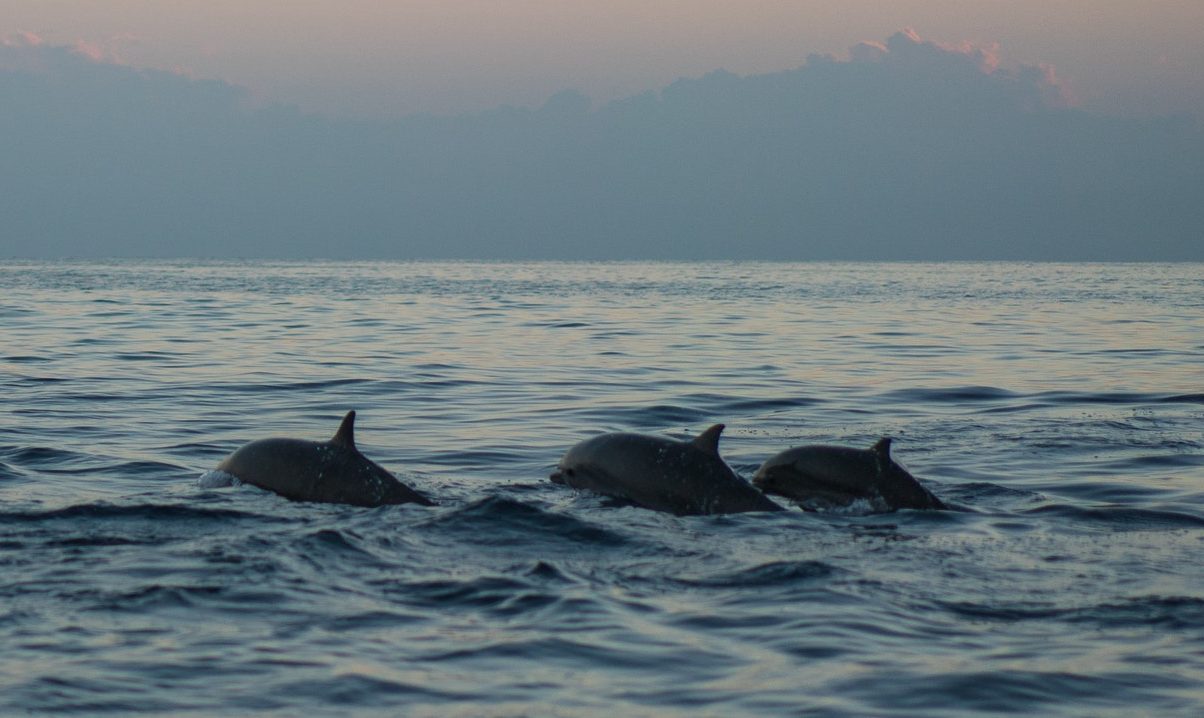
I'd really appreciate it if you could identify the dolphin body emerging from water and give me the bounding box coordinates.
[215,411,434,508]
[752,438,946,512]
[550,424,784,515]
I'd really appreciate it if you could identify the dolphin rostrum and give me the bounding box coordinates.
[752,437,946,512]
[214,410,433,507]
[550,424,784,515]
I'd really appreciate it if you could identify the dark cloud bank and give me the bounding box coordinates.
[2,31,1201,260]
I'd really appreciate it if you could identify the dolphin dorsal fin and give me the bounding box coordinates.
[692,424,725,455]
[871,437,892,472]
[330,410,357,449]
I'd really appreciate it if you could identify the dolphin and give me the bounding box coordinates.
[550,424,784,515]
[214,410,434,507]
[752,437,946,512]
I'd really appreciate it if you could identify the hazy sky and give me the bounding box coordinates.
[4,1,1203,118]
[2,4,1202,260]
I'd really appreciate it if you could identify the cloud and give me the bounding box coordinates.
[839,28,1069,110]
[0,34,246,107]
[849,41,888,64]
[0,31,1200,260]
[3,31,44,48]
[880,27,1001,74]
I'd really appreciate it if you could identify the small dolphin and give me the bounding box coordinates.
[550,424,784,515]
[752,437,946,512]
[214,411,433,507]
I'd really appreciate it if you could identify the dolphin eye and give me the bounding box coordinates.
[565,468,575,477]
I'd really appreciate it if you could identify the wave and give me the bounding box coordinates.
[709,395,827,414]
[587,404,715,428]
[397,574,556,614]
[1161,393,1204,404]
[0,460,26,481]
[1093,453,1204,471]
[939,595,1204,629]
[1023,504,1204,529]
[849,668,1193,714]
[419,496,629,547]
[1034,390,1204,406]
[298,527,374,555]
[44,535,155,548]
[84,584,228,612]
[880,386,1019,403]
[273,673,462,706]
[217,378,375,393]
[2,354,53,364]
[0,502,276,524]
[114,351,177,362]
[0,445,189,477]
[0,445,91,466]
[943,481,1043,503]
[674,560,838,588]
[876,387,1204,409]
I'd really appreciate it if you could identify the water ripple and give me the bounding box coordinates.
[419,497,630,547]
[2,260,1202,717]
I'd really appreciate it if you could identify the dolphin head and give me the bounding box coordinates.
[751,458,792,494]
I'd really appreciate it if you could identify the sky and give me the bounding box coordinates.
[1,3,1202,260]
[4,1,1204,119]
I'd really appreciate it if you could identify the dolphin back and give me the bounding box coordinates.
[215,412,433,507]
[753,441,945,512]
[553,429,782,515]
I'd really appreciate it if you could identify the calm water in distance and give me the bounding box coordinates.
[1,260,1202,716]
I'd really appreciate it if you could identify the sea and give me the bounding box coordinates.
[1,259,1201,717]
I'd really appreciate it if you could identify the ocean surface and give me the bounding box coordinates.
[1,259,1202,717]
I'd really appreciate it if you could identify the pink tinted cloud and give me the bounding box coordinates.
[847,28,1073,108]
[858,27,1000,73]
[1,31,214,91]
[2,31,44,48]
[2,30,139,67]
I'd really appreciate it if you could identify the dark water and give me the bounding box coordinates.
[1,260,1202,717]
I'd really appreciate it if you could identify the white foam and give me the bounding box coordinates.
[802,496,890,515]
[197,470,241,489]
